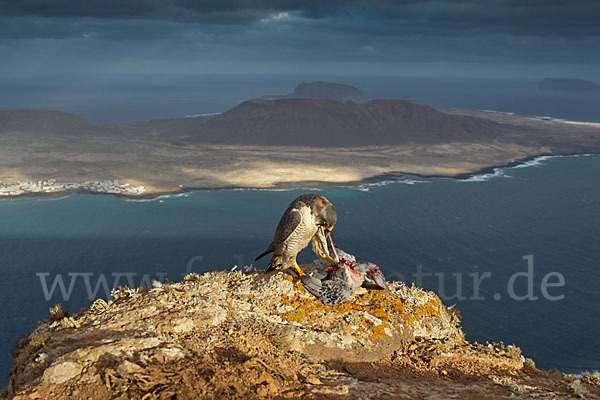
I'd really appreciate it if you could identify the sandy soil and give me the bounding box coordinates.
[1,111,599,197]
[0,135,549,197]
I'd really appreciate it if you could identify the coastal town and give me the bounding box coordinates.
[0,179,145,197]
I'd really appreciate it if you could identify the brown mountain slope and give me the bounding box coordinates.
[180,98,514,146]
[0,110,102,136]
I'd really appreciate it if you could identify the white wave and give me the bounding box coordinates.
[125,198,160,202]
[459,168,511,183]
[555,153,593,158]
[184,112,222,118]
[231,187,293,192]
[363,180,397,187]
[352,178,430,191]
[231,184,327,192]
[512,154,595,170]
[533,114,600,125]
[0,193,73,202]
[533,115,569,122]
[124,192,190,202]
[125,186,297,200]
[482,109,515,115]
[36,195,73,201]
[459,153,597,181]
[401,179,430,185]
[512,156,554,169]
[353,180,394,192]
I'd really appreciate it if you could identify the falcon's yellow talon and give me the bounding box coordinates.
[325,256,336,264]
[293,264,306,277]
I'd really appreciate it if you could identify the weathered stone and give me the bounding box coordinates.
[117,360,142,378]
[172,318,196,333]
[41,361,83,384]
[158,347,184,360]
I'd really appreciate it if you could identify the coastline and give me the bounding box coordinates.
[1,151,594,201]
[3,106,600,201]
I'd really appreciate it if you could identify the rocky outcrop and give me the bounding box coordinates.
[287,81,368,102]
[4,268,598,399]
[0,110,104,136]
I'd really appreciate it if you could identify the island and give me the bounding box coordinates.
[262,81,368,102]
[1,84,600,199]
[538,78,600,91]
[286,81,368,102]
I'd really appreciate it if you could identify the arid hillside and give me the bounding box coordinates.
[177,98,514,146]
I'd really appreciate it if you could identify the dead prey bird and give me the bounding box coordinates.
[302,248,390,305]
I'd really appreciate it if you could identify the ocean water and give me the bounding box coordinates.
[1,154,599,386]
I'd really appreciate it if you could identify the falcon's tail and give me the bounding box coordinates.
[265,255,283,272]
[254,248,273,262]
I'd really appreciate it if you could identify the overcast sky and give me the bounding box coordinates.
[1,0,599,79]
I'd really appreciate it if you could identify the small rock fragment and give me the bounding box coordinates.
[89,299,109,315]
[117,360,142,378]
[304,376,322,385]
[42,361,83,384]
[362,312,382,326]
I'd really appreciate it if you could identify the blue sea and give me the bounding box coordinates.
[1,154,600,386]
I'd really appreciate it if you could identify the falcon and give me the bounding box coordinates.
[255,194,338,278]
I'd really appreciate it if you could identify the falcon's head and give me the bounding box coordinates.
[310,195,337,231]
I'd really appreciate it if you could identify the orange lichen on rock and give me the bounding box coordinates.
[279,283,407,340]
[400,296,442,329]
[279,278,455,343]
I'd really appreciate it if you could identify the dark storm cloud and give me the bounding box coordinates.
[1,0,599,37]
[2,0,276,22]
[0,0,598,76]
